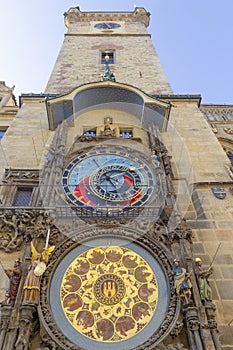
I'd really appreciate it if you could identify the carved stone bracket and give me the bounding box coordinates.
[14,305,38,350]
[184,306,200,332]
[171,225,193,244]
[0,306,13,350]
[0,305,12,329]
[183,306,204,350]
[0,305,38,350]
[0,305,12,336]
[203,302,218,330]
[149,219,170,247]
[148,219,193,250]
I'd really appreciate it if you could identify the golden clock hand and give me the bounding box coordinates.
[109,167,135,179]
[109,171,126,179]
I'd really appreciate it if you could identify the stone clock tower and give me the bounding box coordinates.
[0,6,232,350]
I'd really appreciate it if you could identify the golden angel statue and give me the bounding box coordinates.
[22,242,55,305]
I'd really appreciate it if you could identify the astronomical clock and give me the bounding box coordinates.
[0,6,222,350]
[38,126,180,349]
[62,148,156,209]
[32,43,189,349]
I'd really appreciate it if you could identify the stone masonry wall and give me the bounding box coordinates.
[165,101,233,349]
[45,21,172,95]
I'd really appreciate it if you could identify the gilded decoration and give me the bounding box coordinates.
[42,231,178,350]
[60,246,158,342]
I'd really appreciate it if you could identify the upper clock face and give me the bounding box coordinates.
[94,23,121,30]
[62,149,155,209]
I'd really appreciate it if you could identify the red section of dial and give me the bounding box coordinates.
[120,175,142,205]
[73,174,142,206]
[74,176,96,206]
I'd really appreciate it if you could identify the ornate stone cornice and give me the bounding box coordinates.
[2,169,39,183]
[200,105,233,122]
[64,7,150,28]
[0,208,64,252]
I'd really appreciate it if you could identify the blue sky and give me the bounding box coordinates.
[1,0,233,105]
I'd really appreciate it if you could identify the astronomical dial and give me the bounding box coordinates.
[62,149,155,209]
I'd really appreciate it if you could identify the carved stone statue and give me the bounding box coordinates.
[4,258,22,305]
[45,144,65,169]
[161,147,172,175]
[100,124,116,137]
[22,242,55,305]
[173,259,192,303]
[100,54,116,82]
[194,257,213,302]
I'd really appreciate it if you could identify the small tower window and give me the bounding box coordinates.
[83,129,96,137]
[13,187,33,206]
[120,129,133,138]
[101,51,114,64]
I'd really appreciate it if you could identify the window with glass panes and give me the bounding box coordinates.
[13,188,33,206]
[101,51,114,64]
